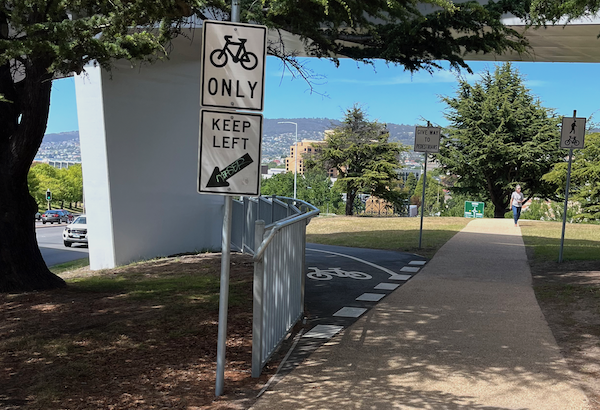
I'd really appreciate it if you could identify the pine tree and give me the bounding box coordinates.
[437,63,563,218]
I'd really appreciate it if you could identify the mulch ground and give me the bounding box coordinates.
[0,253,291,410]
[531,259,600,410]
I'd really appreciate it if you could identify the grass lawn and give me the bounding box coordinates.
[306,216,470,259]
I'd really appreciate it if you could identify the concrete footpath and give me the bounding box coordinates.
[251,218,589,410]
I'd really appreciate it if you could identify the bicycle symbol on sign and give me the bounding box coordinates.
[210,35,258,70]
[307,267,372,281]
[564,134,580,147]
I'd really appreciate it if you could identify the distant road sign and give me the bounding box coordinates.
[560,117,586,149]
[414,126,441,153]
[198,110,263,196]
[464,201,484,218]
[201,20,267,111]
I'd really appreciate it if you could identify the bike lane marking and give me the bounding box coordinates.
[306,247,419,281]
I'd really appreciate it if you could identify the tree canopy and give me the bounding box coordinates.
[436,62,564,218]
[543,132,600,222]
[309,104,406,216]
[28,163,83,207]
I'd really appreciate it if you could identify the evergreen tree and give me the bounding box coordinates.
[313,105,405,216]
[437,63,564,218]
[543,133,600,222]
[405,173,418,196]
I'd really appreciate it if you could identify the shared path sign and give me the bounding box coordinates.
[201,20,267,111]
[560,116,586,149]
[198,110,263,196]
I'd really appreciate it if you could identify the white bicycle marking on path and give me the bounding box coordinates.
[306,247,413,281]
[307,267,372,281]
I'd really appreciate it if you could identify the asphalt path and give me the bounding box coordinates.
[305,243,425,328]
[35,222,88,267]
[279,243,427,373]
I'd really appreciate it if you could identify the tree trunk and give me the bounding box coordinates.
[0,56,66,292]
[0,179,66,292]
[345,190,357,216]
[492,196,509,218]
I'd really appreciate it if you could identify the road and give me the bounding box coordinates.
[36,222,88,267]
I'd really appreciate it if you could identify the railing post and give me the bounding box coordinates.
[252,220,266,377]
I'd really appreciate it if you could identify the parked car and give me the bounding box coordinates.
[63,215,87,247]
[41,209,71,224]
[35,212,41,220]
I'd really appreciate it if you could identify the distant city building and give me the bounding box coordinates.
[398,167,421,182]
[262,167,287,179]
[285,139,338,178]
[33,159,81,169]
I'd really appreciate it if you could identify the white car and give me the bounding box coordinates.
[63,215,88,247]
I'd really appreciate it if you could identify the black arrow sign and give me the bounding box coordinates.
[207,153,254,188]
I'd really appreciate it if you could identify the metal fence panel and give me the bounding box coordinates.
[250,198,319,377]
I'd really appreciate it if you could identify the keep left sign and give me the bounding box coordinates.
[198,110,263,196]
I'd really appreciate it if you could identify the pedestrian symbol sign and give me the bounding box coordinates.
[198,110,263,196]
[464,201,484,218]
[560,117,586,149]
[201,20,267,111]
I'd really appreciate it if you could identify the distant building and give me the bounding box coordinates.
[285,139,338,178]
[32,159,81,169]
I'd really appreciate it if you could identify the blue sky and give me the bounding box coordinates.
[46,56,600,134]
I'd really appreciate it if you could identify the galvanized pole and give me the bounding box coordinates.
[418,154,428,249]
[215,196,233,396]
[215,1,242,396]
[559,111,576,263]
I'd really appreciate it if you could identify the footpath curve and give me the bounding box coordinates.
[251,218,589,410]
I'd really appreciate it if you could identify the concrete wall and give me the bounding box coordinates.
[75,33,224,270]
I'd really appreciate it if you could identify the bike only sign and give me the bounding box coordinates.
[198,110,263,196]
[560,116,586,149]
[201,20,267,111]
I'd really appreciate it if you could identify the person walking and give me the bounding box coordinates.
[510,185,524,227]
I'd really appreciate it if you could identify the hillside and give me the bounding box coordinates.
[40,118,418,162]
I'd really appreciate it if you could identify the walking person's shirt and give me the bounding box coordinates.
[511,191,524,208]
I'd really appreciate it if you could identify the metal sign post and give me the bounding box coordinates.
[414,123,440,249]
[201,6,267,397]
[559,110,586,263]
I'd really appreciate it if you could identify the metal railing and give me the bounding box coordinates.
[249,197,319,377]
[232,195,299,254]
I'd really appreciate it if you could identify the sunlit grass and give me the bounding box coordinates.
[520,220,600,262]
[49,257,89,274]
[306,216,470,259]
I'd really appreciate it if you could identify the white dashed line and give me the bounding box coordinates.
[303,325,344,339]
[374,283,400,291]
[333,307,368,318]
[356,293,386,302]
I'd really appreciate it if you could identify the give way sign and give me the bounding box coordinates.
[201,20,267,111]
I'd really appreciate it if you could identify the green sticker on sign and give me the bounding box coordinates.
[464,201,484,218]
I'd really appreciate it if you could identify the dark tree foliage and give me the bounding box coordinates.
[437,63,564,218]
[310,105,405,216]
[543,133,600,222]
